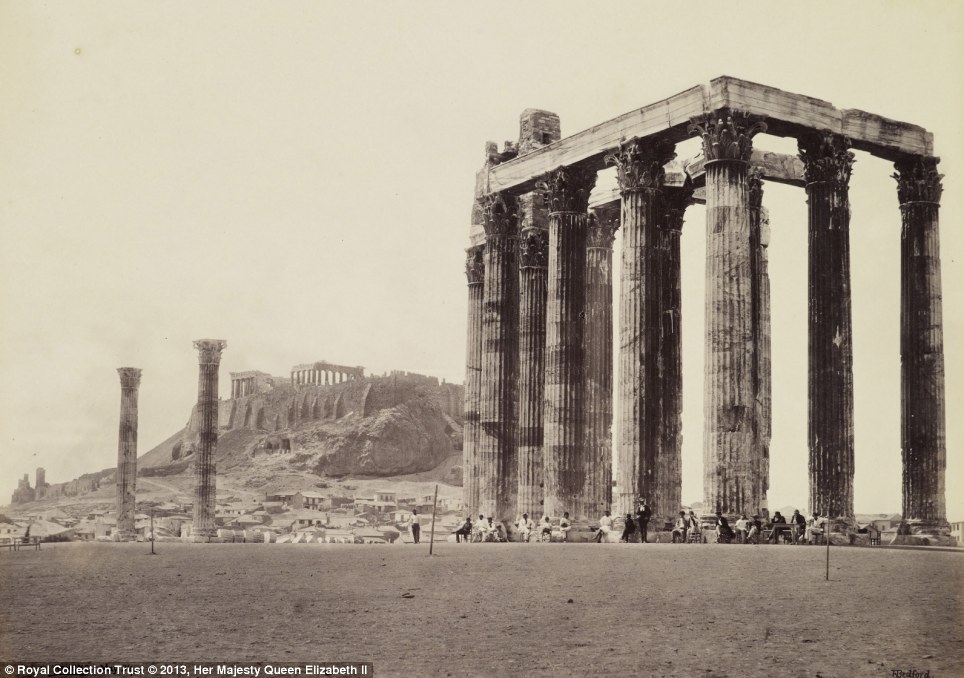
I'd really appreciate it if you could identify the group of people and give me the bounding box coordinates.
[451,512,574,543]
[698,509,828,545]
[441,503,830,545]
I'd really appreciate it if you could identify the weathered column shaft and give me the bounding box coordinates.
[192,339,226,540]
[607,139,675,521]
[800,131,855,524]
[583,214,617,520]
[462,245,485,517]
[517,226,548,519]
[658,186,692,526]
[691,112,767,517]
[748,172,771,511]
[478,193,519,522]
[115,367,142,540]
[538,166,596,525]
[895,157,948,527]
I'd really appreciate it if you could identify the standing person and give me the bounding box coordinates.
[636,500,652,543]
[595,510,613,543]
[515,513,534,543]
[620,513,636,543]
[410,509,421,544]
[790,509,806,544]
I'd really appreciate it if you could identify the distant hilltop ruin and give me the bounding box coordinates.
[8,359,465,505]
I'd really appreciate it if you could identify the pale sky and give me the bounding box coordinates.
[1,1,962,519]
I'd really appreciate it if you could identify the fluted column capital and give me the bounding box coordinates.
[689,110,767,163]
[894,156,943,205]
[605,137,675,192]
[479,192,520,236]
[117,367,142,390]
[798,130,855,186]
[465,245,485,284]
[586,213,618,249]
[536,166,597,214]
[519,228,549,269]
[194,339,227,365]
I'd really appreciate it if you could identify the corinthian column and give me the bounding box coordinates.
[748,169,772,513]
[115,367,142,541]
[537,166,597,527]
[583,212,617,519]
[517,226,548,519]
[798,131,855,527]
[606,138,675,521]
[689,112,767,517]
[192,339,226,541]
[894,156,950,541]
[478,192,519,522]
[462,245,485,518]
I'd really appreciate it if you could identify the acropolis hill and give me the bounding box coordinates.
[7,364,465,510]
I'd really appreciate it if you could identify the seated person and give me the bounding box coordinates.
[515,513,534,543]
[790,509,807,544]
[495,522,508,542]
[687,511,701,541]
[714,512,734,543]
[805,513,825,544]
[454,517,473,543]
[746,515,763,544]
[734,514,750,543]
[558,512,572,542]
[594,510,613,543]
[767,511,790,543]
[481,516,499,542]
[620,514,636,543]
[540,515,553,541]
[671,511,689,543]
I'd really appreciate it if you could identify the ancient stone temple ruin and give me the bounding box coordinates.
[463,77,950,542]
[115,367,142,541]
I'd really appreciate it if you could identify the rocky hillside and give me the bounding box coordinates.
[10,371,465,509]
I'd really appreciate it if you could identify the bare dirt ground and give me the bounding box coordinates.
[1,542,961,677]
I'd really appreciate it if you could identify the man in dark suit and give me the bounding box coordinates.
[636,500,652,543]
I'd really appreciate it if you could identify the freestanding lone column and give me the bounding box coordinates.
[517,225,549,519]
[478,193,520,523]
[798,131,856,528]
[462,245,485,518]
[115,367,142,541]
[537,165,597,528]
[894,156,950,541]
[583,211,617,520]
[192,339,227,541]
[690,112,767,517]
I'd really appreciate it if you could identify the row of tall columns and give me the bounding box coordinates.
[115,367,142,541]
[895,156,948,535]
[291,369,351,386]
[465,110,949,538]
[192,339,226,541]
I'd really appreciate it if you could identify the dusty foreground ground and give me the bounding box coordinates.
[1,542,961,677]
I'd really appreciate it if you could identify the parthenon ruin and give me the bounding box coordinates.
[463,77,950,542]
[290,361,364,387]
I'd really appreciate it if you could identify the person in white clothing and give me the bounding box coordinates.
[594,510,613,543]
[515,513,534,543]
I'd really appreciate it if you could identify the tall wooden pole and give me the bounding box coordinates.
[429,484,438,555]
